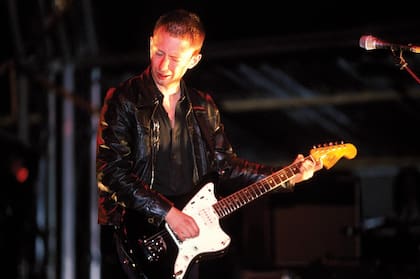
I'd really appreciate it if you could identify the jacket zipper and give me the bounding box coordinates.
[150,99,160,189]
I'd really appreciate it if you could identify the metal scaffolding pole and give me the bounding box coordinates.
[89,67,101,279]
[61,63,76,279]
[46,62,60,279]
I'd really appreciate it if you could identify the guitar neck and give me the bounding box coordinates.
[213,155,313,218]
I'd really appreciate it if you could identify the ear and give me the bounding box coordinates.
[187,53,202,69]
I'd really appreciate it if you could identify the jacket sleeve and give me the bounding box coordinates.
[96,87,172,226]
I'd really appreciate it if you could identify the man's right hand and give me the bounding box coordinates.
[165,207,200,241]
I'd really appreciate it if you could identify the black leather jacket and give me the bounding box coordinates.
[96,66,283,227]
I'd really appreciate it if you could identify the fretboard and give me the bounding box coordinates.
[213,156,311,218]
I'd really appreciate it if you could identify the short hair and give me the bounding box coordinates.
[153,9,206,52]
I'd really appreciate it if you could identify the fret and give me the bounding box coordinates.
[250,185,260,198]
[290,164,300,175]
[266,178,278,189]
[226,196,236,212]
[241,189,252,202]
[236,191,247,204]
[218,201,229,217]
[258,181,269,193]
[278,171,288,183]
[270,173,280,184]
[284,166,295,179]
[254,181,264,195]
[230,194,242,209]
[213,203,222,217]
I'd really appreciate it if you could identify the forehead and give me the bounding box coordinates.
[152,27,198,55]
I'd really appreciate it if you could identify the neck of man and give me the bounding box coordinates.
[157,82,180,97]
[158,85,181,128]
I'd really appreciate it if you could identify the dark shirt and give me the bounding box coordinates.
[153,92,194,199]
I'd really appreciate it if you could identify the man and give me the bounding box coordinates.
[96,9,321,279]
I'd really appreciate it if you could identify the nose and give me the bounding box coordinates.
[159,55,170,71]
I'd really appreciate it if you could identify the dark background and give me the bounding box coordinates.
[1,1,420,279]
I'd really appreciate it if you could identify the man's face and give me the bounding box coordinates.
[150,27,201,90]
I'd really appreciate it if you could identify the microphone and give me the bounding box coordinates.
[359,35,420,54]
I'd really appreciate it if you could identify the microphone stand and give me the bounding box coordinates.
[391,49,420,85]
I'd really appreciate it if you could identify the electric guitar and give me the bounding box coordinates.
[120,142,357,279]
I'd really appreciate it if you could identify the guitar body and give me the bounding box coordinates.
[121,182,231,279]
